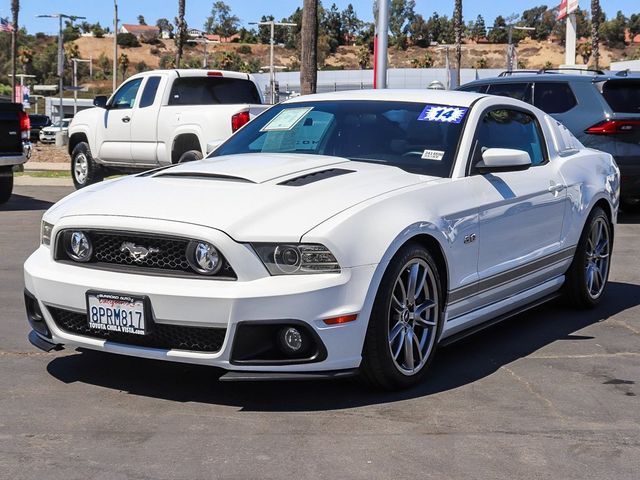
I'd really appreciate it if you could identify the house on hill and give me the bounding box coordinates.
[120,24,160,41]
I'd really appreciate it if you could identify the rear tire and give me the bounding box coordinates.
[360,242,443,390]
[0,167,13,204]
[71,142,103,189]
[177,149,203,163]
[563,207,612,309]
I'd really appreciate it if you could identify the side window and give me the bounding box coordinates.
[459,83,488,93]
[533,82,577,114]
[469,108,547,174]
[109,78,143,109]
[486,83,533,104]
[139,76,161,108]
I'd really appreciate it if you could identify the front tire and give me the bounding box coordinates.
[71,142,103,189]
[563,207,612,308]
[0,167,14,204]
[360,243,443,390]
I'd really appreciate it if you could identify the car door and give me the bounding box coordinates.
[96,77,143,164]
[130,75,165,166]
[465,106,568,310]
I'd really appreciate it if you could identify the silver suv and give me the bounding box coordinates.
[459,70,640,212]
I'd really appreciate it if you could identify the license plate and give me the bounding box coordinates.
[86,292,146,335]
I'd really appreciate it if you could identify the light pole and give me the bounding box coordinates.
[113,0,118,92]
[250,20,296,104]
[72,58,92,115]
[187,37,213,68]
[506,25,534,71]
[374,0,389,89]
[37,13,86,129]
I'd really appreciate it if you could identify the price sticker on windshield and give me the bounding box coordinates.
[261,107,314,132]
[418,105,468,124]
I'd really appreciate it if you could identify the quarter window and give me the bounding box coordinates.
[533,82,577,114]
[109,78,143,109]
[469,108,547,174]
[486,83,533,103]
[139,76,161,108]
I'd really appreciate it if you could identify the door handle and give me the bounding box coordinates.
[121,116,131,123]
[548,183,566,193]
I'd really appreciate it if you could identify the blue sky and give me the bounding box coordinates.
[2,0,638,35]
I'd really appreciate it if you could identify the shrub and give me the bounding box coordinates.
[117,33,140,48]
[237,45,252,55]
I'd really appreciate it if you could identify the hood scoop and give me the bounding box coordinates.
[154,171,255,183]
[278,168,354,186]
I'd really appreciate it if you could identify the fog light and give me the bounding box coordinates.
[187,241,222,275]
[278,326,303,354]
[66,231,92,262]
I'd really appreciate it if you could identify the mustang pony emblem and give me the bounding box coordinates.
[120,242,160,263]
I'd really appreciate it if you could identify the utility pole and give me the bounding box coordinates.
[113,0,118,92]
[37,13,86,130]
[187,37,212,68]
[250,20,296,103]
[374,0,389,89]
[506,25,534,71]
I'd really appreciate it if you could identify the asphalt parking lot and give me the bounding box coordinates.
[1,185,639,480]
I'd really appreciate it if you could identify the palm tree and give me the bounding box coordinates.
[591,0,601,69]
[453,0,462,86]
[300,0,318,95]
[10,0,19,96]
[175,0,186,67]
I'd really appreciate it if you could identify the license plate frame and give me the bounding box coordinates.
[85,291,149,336]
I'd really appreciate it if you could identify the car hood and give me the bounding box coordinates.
[48,153,431,241]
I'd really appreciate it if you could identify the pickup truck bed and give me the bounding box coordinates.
[0,102,31,204]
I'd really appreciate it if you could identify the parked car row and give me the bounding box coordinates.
[26,86,619,390]
[458,69,640,211]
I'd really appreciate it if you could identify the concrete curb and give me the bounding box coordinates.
[24,162,70,172]
[15,176,74,187]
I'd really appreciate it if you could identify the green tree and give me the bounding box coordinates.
[472,15,486,41]
[322,3,343,53]
[92,22,105,38]
[629,14,640,36]
[62,20,80,42]
[117,33,140,48]
[237,27,258,44]
[389,0,416,49]
[408,14,430,47]
[600,11,627,49]
[137,15,146,26]
[156,18,173,38]
[488,15,508,43]
[204,1,240,39]
[341,4,362,46]
[521,5,551,40]
[97,52,111,77]
[118,53,129,79]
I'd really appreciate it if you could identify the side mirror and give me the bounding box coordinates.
[475,148,532,173]
[93,95,108,108]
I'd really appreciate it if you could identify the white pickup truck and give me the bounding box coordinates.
[68,69,267,188]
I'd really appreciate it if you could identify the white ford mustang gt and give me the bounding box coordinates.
[24,90,619,389]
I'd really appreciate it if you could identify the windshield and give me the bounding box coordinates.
[51,120,69,128]
[212,100,469,177]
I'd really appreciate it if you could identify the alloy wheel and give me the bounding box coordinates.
[584,217,610,299]
[388,258,439,375]
[74,153,88,185]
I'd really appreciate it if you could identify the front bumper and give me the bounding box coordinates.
[24,242,376,373]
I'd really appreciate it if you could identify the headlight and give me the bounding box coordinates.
[41,221,54,246]
[65,231,93,262]
[187,241,222,275]
[252,243,340,275]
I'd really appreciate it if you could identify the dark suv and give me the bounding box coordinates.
[28,114,51,143]
[459,70,640,211]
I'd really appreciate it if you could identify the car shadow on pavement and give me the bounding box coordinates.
[1,194,55,212]
[45,280,640,411]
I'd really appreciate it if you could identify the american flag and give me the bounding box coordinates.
[0,18,14,33]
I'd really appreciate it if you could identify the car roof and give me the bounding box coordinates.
[463,71,640,86]
[284,89,485,107]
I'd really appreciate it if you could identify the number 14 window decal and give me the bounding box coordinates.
[418,104,469,124]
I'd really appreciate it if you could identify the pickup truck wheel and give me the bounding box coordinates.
[72,142,103,189]
[0,168,13,204]
[177,150,203,163]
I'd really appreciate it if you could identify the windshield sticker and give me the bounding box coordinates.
[421,149,445,161]
[418,105,468,124]
[261,107,314,132]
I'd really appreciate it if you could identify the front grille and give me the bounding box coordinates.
[48,306,226,353]
[55,230,236,279]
